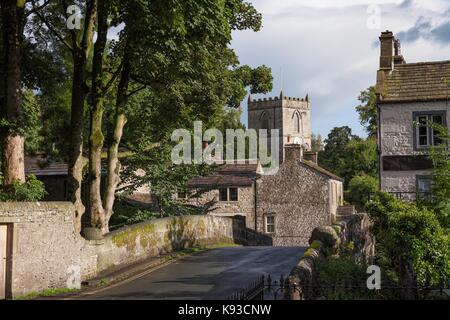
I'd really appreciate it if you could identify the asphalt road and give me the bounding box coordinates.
[81,246,305,300]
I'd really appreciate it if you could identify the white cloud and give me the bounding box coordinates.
[233,0,450,138]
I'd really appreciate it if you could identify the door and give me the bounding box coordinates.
[0,225,7,300]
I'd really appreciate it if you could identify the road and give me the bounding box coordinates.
[80,246,305,300]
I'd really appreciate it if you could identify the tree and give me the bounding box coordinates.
[367,192,450,299]
[356,86,377,138]
[0,0,27,186]
[319,127,377,188]
[319,126,356,183]
[347,174,378,206]
[311,133,323,152]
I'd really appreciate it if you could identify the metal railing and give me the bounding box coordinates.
[225,274,450,300]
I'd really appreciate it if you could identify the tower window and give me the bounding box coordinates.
[294,112,301,133]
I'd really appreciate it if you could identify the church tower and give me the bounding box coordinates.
[248,91,312,163]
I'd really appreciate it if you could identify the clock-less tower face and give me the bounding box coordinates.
[248,93,311,163]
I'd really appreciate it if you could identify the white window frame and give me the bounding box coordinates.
[265,215,275,234]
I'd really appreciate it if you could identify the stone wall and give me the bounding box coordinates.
[248,95,311,163]
[0,202,260,298]
[286,213,375,300]
[256,159,342,246]
[0,202,97,298]
[95,215,237,272]
[181,186,257,231]
[379,100,449,194]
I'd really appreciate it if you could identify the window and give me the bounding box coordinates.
[177,192,187,199]
[219,188,239,202]
[219,188,228,201]
[417,176,432,194]
[294,112,301,133]
[265,215,275,234]
[260,112,270,131]
[229,188,238,201]
[414,112,446,148]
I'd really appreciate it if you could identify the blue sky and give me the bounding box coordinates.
[231,0,450,138]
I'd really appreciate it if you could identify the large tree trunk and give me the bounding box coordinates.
[102,54,131,234]
[89,0,108,232]
[0,0,26,186]
[67,0,97,232]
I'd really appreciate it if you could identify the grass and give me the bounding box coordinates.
[14,287,81,300]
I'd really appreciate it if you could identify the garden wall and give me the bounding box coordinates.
[0,202,261,298]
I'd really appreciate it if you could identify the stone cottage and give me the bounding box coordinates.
[256,144,343,246]
[180,162,263,230]
[182,144,343,246]
[376,31,450,200]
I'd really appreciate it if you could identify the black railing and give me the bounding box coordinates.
[226,274,450,300]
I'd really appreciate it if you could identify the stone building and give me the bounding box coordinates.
[376,31,450,199]
[180,163,263,230]
[180,91,343,246]
[256,145,343,246]
[248,91,312,163]
[182,144,343,246]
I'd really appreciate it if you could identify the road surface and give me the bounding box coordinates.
[80,246,305,300]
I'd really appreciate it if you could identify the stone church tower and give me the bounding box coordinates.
[248,91,312,163]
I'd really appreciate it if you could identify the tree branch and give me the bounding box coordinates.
[126,85,147,98]
[31,2,73,52]
[102,61,124,95]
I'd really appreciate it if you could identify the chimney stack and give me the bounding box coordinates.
[379,31,395,71]
[284,144,303,163]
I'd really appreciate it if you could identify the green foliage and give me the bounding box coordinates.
[319,127,377,188]
[428,123,450,228]
[311,133,323,152]
[356,86,377,137]
[367,192,450,288]
[121,144,216,215]
[313,255,370,300]
[109,201,162,229]
[347,174,379,206]
[0,175,47,202]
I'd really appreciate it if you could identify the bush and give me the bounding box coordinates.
[0,175,47,202]
[367,192,450,289]
[346,174,378,206]
[313,255,370,299]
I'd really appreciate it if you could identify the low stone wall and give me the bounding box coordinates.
[0,202,270,298]
[286,213,375,300]
[94,215,237,272]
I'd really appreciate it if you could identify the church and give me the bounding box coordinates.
[180,92,345,246]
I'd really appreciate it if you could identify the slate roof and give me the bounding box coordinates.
[25,157,68,176]
[186,163,260,188]
[380,60,450,103]
[301,161,344,182]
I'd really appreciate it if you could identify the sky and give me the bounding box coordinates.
[231,0,450,138]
